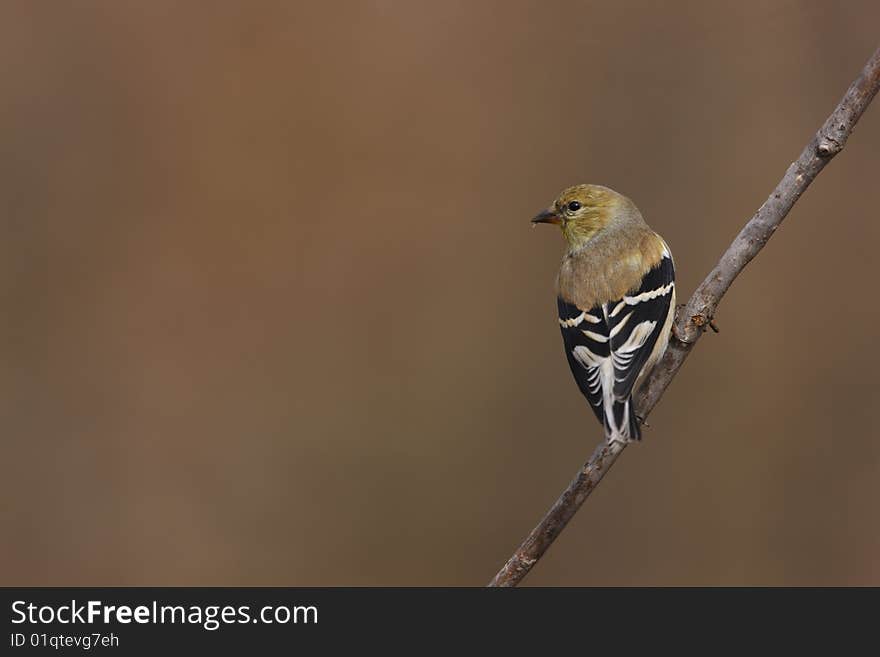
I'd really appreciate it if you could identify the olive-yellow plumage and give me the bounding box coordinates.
[533,184,675,443]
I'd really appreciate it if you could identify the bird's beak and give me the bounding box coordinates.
[531,208,562,226]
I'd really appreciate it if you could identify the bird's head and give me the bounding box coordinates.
[532,184,626,249]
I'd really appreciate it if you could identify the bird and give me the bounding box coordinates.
[532,184,675,444]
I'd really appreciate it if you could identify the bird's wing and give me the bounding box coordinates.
[606,254,675,399]
[557,299,608,425]
[557,253,675,438]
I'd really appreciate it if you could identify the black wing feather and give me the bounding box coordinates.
[557,298,607,425]
[608,256,674,398]
[557,255,674,440]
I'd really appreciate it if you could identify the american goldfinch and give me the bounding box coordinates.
[532,184,675,444]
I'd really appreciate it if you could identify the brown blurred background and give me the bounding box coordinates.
[2,1,879,586]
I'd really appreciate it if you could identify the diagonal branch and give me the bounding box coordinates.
[489,45,880,587]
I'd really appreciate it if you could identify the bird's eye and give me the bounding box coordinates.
[567,201,581,212]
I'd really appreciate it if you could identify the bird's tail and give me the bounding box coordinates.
[603,396,641,444]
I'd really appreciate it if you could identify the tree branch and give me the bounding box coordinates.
[489,45,880,587]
